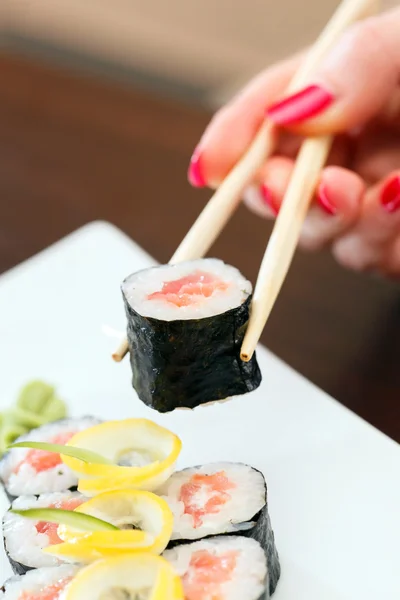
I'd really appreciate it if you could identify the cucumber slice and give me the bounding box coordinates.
[11,508,118,532]
[8,441,112,465]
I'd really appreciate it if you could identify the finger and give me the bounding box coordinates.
[242,156,293,218]
[241,184,277,220]
[242,133,353,215]
[188,55,301,187]
[332,172,400,272]
[266,8,400,135]
[299,167,364,251]
[243,163,364,251]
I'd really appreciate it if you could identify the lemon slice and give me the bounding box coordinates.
[63,553,184,600]
[62,419,181,495]
[46,489,173,562]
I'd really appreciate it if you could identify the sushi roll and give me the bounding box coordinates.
[158,462,280,595]
[163,536,273,599]
[0,417,100,500]
[3,491,85,574]
[0,565,79,600]
[121,259,261,412]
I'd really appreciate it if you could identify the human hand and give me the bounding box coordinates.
[188,8,400,275]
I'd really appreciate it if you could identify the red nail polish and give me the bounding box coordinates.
[266,85,334,126]
[317,184,336,215]
[381,176,400,213]
[261,184,279,215]
[188,147,206,188]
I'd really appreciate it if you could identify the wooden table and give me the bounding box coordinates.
[1,53,399,442]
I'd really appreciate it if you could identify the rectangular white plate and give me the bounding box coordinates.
[0,222,399,598]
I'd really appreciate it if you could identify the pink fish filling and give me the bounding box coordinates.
[148,271,229,307]
[182,549,238,600]
[18,577,73,600]
[14,432,75,475]
[35,497,84,546]
[179,471,236,528]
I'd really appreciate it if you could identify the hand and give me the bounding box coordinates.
[188,7,400,276]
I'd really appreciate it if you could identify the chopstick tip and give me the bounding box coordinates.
[112,338,129,362]
[240,350,253,363]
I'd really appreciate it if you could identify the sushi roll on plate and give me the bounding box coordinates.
[0,565,79,600]
[158,462,280,595]
[3,492,85,574]
[121,259,262,412]
[164,536,272,600]
[0,417,100,500]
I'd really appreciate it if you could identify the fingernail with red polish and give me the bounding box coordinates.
[261,184,279,215]
[266,85,334,126]
[317,184,337,215]
[188,147,206,188]
[381,176,400,213]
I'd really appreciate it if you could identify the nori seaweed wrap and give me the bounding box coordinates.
[3,546,30,577]
[121,259,261,412]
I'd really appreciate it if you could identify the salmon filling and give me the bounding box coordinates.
[14,432,75,474]
[35,497,84,545]
[179,472,236,528]
[148,271,229,307]
[182,549,238,600]
[19,577,73,600]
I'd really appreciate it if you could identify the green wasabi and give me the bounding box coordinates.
[17,381,67,424]
[0,414,28,457]
[0,380,68,458]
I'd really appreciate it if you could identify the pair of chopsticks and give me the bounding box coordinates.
[113,0,380,364]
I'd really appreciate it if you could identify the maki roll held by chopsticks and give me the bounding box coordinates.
[121,259,261,412]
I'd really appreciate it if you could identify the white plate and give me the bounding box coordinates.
[0,222,399,598]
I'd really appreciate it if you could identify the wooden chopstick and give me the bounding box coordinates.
[240,0,379,361]
[113,0,379,363]
[240,136,332,361]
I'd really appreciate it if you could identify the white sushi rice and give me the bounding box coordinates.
[1,565,79,600]
[163,536,267,600]
[122,259,252,320]
[3,492,84,569]
[0,417,100,497]
[158,462,266,540]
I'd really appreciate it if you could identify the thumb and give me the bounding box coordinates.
[266,8,400,135]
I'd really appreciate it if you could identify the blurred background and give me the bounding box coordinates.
[2,0,396,107]
[0,0,399,440]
